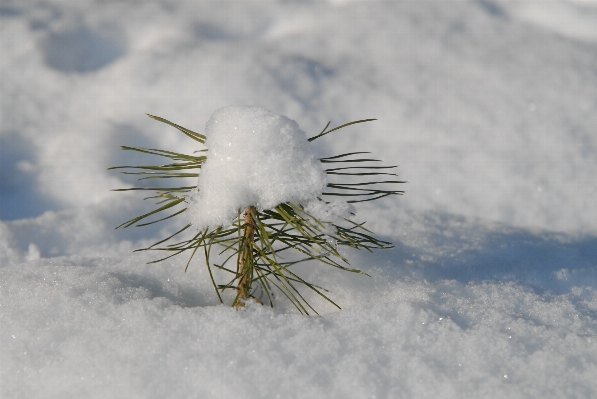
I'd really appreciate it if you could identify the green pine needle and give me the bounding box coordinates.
[110,114,404,314]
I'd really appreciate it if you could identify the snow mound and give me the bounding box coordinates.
[190,106,327,229]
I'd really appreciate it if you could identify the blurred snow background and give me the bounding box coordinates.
[1,0,596,398]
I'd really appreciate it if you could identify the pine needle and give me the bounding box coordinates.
[110,115,404,313]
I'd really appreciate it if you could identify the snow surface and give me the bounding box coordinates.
[190,106,327,229]
[1,0,597,398]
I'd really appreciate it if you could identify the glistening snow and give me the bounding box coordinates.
[1,1,597,398]
[189,106,327,229]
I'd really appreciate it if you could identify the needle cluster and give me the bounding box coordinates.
[110,110,404,314]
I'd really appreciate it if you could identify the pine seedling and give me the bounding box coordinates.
[110,107,404,314]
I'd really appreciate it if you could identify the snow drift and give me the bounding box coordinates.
[1,1,597,398]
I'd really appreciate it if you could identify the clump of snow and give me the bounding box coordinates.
[189,106,328,229]
[305,198,355,224]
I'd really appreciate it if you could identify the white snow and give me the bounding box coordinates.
[501,0,597,42]
[190,106,327,229]
[1,1,597,398]
[305,198,355,224]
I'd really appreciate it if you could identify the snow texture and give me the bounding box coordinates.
[1,1,597,398]
[190,106,327,229]
[304,198,355,225]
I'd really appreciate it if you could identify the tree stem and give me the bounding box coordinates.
[234,206,256,307]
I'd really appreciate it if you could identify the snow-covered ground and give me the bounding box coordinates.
[1,0,597,397]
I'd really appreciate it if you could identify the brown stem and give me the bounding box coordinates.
[234,206,256,307]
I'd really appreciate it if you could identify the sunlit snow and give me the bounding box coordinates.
[190,106,327,229]
[1,1,597,398]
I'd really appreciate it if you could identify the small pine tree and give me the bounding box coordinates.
[110,111,404,314]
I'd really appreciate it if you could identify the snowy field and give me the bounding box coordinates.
[2,0,597,397]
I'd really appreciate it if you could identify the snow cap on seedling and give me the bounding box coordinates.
[189,106,327,229]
